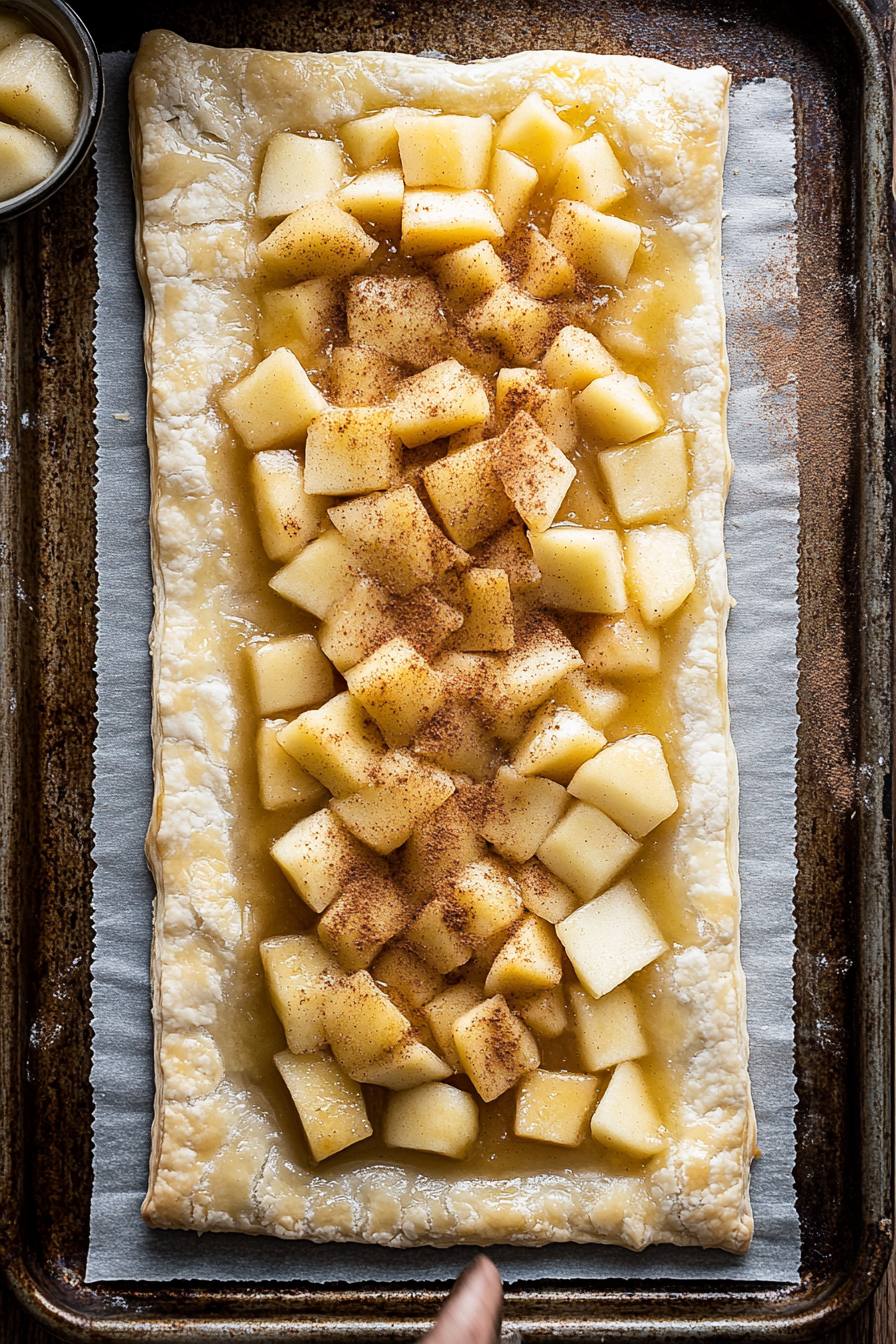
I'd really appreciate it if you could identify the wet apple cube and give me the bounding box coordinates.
[345,637,446,746]
[568,734,678,838]
[219,348,328,450]
[340,107,419,170]
[398,114,494,190]
[256,133,345,219]
[488,146,538,231]
[402,785,489,897]
[452,568,515,652]
[495,93,575,178]
[401,189,504,255]
[481,765,568,865]
[556,879,668,998]
[542,324,617,390]
[261,934,341,1053]
[537,801,639,901]
[578,608,661,680]
[304,408,401,495]
[422,441,513,549]
[624,525,697,626]
[529,527,627,613]
[329,485,467,596]
[318,874,410,970]
[275,1051,372,1162]
[277,691,384,798]
[473,520,542,593]
[251,450,328,564]
[433,241,508,305]
[384,1081,480,1159]
[317,577,395,674]
[257,719,327,811]
[514,857,579,924]
[331,750,456,853]
[552,669,628,731]
[337,167,405,230]
[424,983,486,1068]
[329,345,403,407]
[511,985,567,1038]
[497,614,584,713]
[569,982,648,1073]
[0,34,78,148]
[491,412,576,532]
[346,275,448,369]
[0,122,56,200]
[363,1037,453,1090]
[465,283,559,366]
[494,368,577,456]
[453,995,540,1101]
[598,430,689,526]
[554,133,628,212]
[511,703,606,784]
[449,859,525,941]
[574,370,664,446]
[323,969,413,1072]
[258,199,378,281]
[590,1059,666,1159]
[391,359,490,448]
[269,528,355,618]
[269,808,374,913]
[248,634,334,717]
[484,914,563,996]
[373,945,445,1010]
[518,229,576,299]
[259,278,342,363]
[515,1069,600,1147]
[549,201,641,287]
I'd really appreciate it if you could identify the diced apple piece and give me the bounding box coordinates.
[542,325,617,391]
[556,878,667,997]
[0,121,56,200]
[515,1069,599,1147]
[529,526,627,613]
[277,691,384,798]
[591,1059,666,1159]
[406,859,523,972]
[480,765,568,865]
[495,93,575,178]
[433,241,508,305]
[384,1081,479,1158]
[275,1050,372,1161]
[270,528,355,618]
[257,134,345,219]
[624,526,696,626]
[411,669,500,782]
[374,945,445,1010]
[473,520,542,593]
[219,348,328,451]
[549,201,641,286]
[257,719,327,811]
[317,576,394,673]
[574,371,663,446]
[577,608,661,679]
[552,669,627,730]
[453,995,540,1101]
[401,189,504,255]
[424,984,485,1068]
[452,568,515,652]
[511,985,567,1038]
[329,344,403,407]
[270,808,375,913]
[465,283,559,366]
[422,441,513,549]
[398,114,493,190]
[304,407,401,495]
[568,982,648,1073]
[597,274,666,361]
[555,133,627,211]
[261,934,341,1053]
[485,914,563,995]
[0,34,77,148]
[364,1036,452,1089]
[495,367,577,456]
[346,275,448,369]
[340,107,420,170]
[402,785,489,897]
[258,199,378,281]
[498,613,584,713]
[392,359,490,448]
[251,450,328,563]
[345,637,445,746]
[390,587,465,659]
[537,802,639,901]
[323,969,412,1072]
[337,167,404,230]
[488,147,539,231]
[406,896,473,973]
[519,229,576,299]
[511,703,606,784]
[248,633,333,716]
[332,750,455,854]
[491,412,576,532]
[568,734,677,837]
[259,278,342,364]
[318,874,410,970]
[514,856,578,923]
[598,430,688,526]
[329,485,467,596]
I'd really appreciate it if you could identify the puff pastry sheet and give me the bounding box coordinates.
[133,29,755,1252]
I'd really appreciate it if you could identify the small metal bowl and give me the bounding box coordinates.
[0,0,102,221]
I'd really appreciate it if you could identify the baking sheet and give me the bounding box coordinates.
[87,52,800,1284]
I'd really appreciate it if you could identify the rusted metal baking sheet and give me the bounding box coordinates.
[0,0,892,1338]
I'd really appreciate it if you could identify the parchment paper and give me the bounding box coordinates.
[87,54,800,1284]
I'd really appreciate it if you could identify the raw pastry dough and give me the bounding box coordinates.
[133,28,755,1251]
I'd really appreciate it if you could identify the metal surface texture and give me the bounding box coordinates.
[0,0,892,1338]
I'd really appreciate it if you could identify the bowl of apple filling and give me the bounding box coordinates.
[0,0,101,218]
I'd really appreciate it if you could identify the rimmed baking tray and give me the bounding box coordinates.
[0,0,892,1337]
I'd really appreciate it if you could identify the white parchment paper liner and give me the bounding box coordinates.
[87,53,800,1283]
